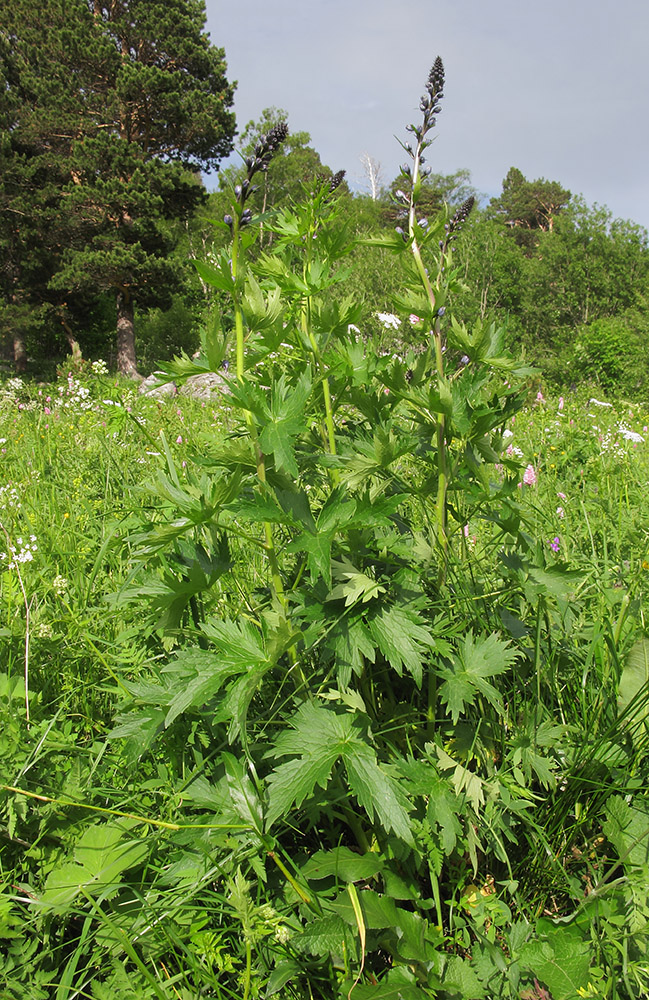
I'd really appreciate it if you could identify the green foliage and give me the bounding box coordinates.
[2,56,649,1000]
[489,166,571,238]
[0,0,235,373]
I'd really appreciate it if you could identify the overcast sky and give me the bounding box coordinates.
[204,0,649,231]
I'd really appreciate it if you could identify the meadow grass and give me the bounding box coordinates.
[1,371,649,999]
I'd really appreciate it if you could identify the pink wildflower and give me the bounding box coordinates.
[523,464,537,486]
[556,506,565,518]
[536,390,545,403]
[176,435,183,444]
[549,537,560,552]
[558,397,564,410]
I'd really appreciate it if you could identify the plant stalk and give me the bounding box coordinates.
[407,143,449,582]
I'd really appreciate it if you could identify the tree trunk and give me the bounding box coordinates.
[60,314,82,362]
[13,332,27,373]
[116,288,139,378]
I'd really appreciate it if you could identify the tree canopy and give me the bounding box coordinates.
[0,0,235,373]
[489,166,571,241]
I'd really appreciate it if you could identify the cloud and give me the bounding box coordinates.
[206,0,649,229]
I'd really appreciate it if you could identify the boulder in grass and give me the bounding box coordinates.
[179,371,231,400]
[139,374,178,398]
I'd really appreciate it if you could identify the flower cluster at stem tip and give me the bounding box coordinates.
[223,123,289,232]
[394,57,474,243]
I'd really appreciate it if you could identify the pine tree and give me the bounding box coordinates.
[0,0,235,374]
[490,167,571,243]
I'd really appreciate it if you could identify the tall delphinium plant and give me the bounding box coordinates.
[11,62,648,1000]
[97,62,543,995]
[401,59,471,568]
[362,58,531,586]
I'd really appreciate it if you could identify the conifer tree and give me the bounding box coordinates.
[0,0,235,374]
[490,166,571,244]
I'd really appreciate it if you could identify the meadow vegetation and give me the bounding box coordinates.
[1,56,649,1000]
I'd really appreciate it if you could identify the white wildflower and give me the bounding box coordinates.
[0,485,21,511]
[377,312,401,331]
[618,424,644,443]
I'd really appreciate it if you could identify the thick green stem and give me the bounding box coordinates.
[302,229,339,483]
[408,145,448,582]
[231,213,287,610]
[243,937,252,1000]
[306,322,339,480]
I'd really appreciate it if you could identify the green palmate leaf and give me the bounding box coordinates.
[603,794,649,931]
[442,955,487,999]
[527,564,586,599]
[331,888,399,929]
[265,725,342,831]
[519,919,591,1000]
[342,739,413,845]
[603,794,649,871]
[510,720,563,789]
[327,557,387,606]
[438,631,519,723]
[226,489,295,526]
[325,614,376,686]
[288,529,334,584]
[273,486,316,530]
[368,604,435,687]
[291,914,357,959]
[164,620,270,727]
[435,747,485,814]
[217,660,275,742]
[301,847,385,883]
[242,272,284,330]
[40,821,148,911]
[425,776,463,855]
[265,702,412,843]
[285,487,355,584]
[222,751,264,834]
[193,256,235,294]
[258,373,311,477]
[109,707,167,761]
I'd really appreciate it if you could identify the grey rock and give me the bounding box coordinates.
[179,372,231,400]
[139,374,178,398]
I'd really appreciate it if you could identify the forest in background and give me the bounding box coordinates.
[2,2,649,396]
